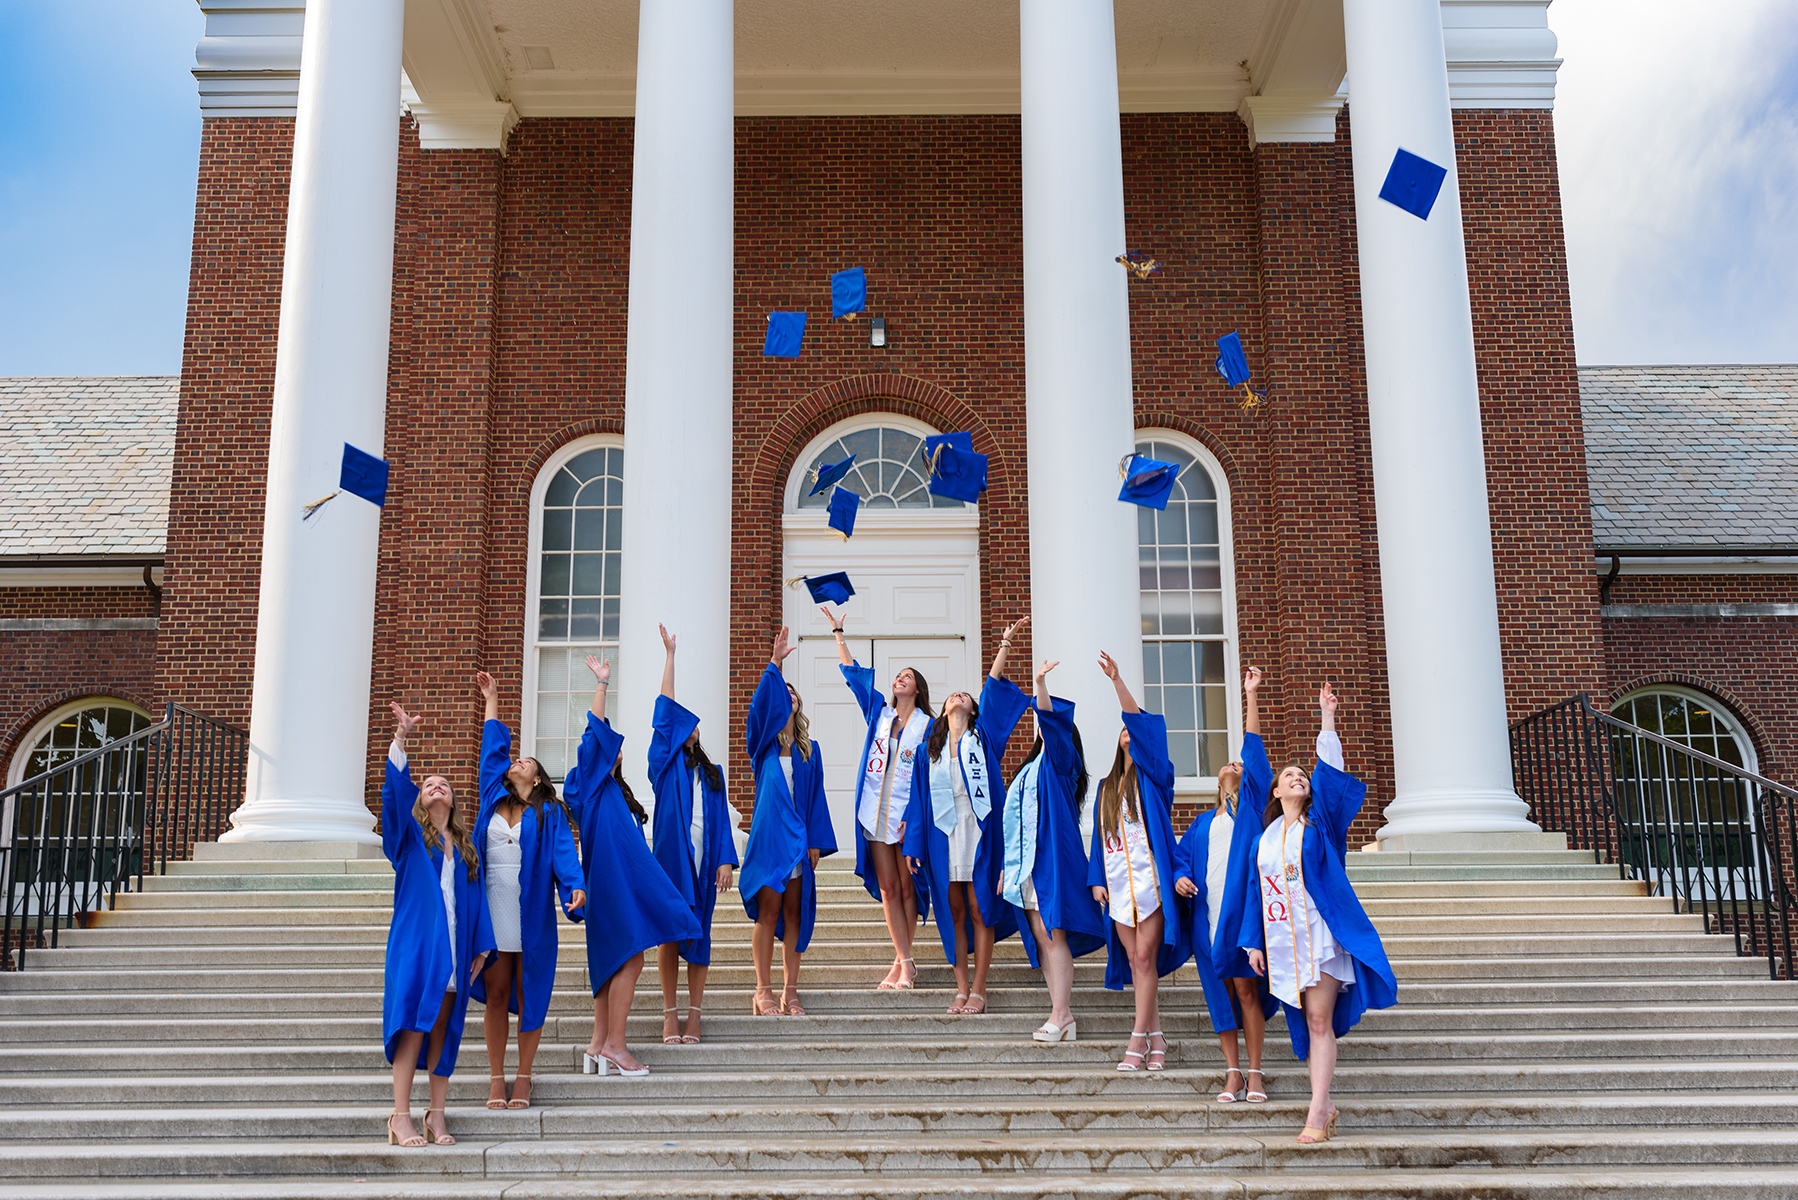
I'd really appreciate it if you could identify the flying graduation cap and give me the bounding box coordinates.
[1214,331,1272,412]
[826,486,859,538]
[807,454,856,497]
[302,442,390,521]
[831,267,867,320]
[921,431,987,503]
[1378,148,1449,221]
[763,311,807,357]
[790,571,856,607]
[1117,453,1180,510]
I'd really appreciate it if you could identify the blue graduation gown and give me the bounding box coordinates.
[1235,756,1398,1059]
[841,662,928,919]
[1210,731,1275,982]
[1007,697,1107,969]
[648,695,742,967]
[1173,808,1274,1034]
[380,754,495,1075]
[563,712,700,992]
[739,663,839,951]
[468,720,584,1034]
[1084,711,1191,989]
[901,675,1031,966]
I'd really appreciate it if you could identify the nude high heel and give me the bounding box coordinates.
[662,1005,683,1044]
[387,1110,426,1147]
[486,1074,508,1110]
[421,1107,455,1146]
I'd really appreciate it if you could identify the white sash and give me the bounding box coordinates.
[929,728,990,836]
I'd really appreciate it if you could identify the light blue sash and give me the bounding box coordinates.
[1000,758,1041,909]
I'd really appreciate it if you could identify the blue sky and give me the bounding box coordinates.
[0,1,1791,375]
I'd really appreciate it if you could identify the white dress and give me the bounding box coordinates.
[1101,802,1160,927]
[943,761,981,882]
[485,813,523,954]
[689,766,707,879]
[1204,805,1234,947]
[438,846,459,994]
[1255,731,1355,1008]
[781,756,803,883]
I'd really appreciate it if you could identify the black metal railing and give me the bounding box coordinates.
[1512,693,1797,980]
[1,704,247,970]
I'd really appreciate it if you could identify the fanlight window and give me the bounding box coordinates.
[1137,438,1230,780]
[795,426,966,509]
[15,703,153,784]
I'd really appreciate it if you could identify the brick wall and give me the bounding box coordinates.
[0,587,160,780]
[159,107,1609,838]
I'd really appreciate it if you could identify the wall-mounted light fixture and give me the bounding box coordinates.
[869,317,887,348]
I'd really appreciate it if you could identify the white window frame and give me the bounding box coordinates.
[784,412,978,517]
[4,697,153,850]
[1611,685,1760,775]
[1135,430,1241,799]
[521,434,625,781]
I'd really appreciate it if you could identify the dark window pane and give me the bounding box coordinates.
[572,554,605,596]
[1138,505,1156,546]
[1195,593,1224,635]
[603,552,620,597]
[545,468,579,507]
[573,508,606,551]
[570,598,603,641]
[1164,641,1195,685]
[1200,642,1225,683]
[1156,505,1188,546]
[565,449,607,483]
[602,598,620,641]
[538,599,569,640]
[540,554,571,598]
[606,476,622,506]
[542,508,572,552]
[604,508,622,550]
[1202,683,1228,731]
[1169,732,1199,780]
[1160,592,1192,636]
[1190,505,1219,545]
[1165,685,1198,732]
[1201,732,1227,777]
[608,447,623,477]
[1140,594,1160,637]
[1142,644,1161,685]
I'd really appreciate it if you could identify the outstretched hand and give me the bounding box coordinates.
[1319,681,1338,717]
[475,671,497,702]
[1035,659,1060,682]
[818,605,843,631]
[771,625,794,666]
[390,701,421,740]
[659,623,676,654]
[1002,614,1030,642]
[585,654,610,683]
[1243,665,1263,694]
[1097,651,1120,681]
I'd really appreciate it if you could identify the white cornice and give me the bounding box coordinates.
[1237,92,1344,147]
[1441,0,1561,109]
[193,1,304,118]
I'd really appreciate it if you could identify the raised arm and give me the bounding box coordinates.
[381,701,422,865]
[1032,657,1057,712]
[990,614,1028,680]
[477,670,500,725]
[585,653,610,719]
[746,628,796,762]
[1097,650,1138,714]
[823,605,853,666]
[659,624,677,700]
[1316,680,1344,771]
[1243,665,1261,736]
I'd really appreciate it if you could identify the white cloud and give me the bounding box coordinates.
[1552,0,1798,364]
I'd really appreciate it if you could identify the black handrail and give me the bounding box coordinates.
[1,703,247,970]
[1511,693,1796,981]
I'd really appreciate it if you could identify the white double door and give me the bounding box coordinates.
[782,511,981,852]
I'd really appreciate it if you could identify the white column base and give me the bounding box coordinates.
[1374,786,1541,842]
[1368,830,1568,854]
[198,839,387,861]
[219,799,381,846]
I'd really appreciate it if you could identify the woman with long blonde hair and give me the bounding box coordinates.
[380,701,493,1148]
[1085,652,1188,1072]
[739,625,838,1016]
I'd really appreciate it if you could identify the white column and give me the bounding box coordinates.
[1343,0,1539,843]
[615,0,735,800]
[223,0,404,845]
[1020,0,1144,784]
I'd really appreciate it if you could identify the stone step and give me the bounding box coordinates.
[7,1023,1795,1077]
[2,1092,1794,1143]
[9,1002,1789,1047]
[1,1169,1794,1200]
[4,1058,1793,1103]
[1343,863,1620,881]
[164,858,395,876]
[1354,878,1648,898]
[3,1127,1796,1182]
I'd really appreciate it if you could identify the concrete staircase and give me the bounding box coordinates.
[2,840,1797,1198]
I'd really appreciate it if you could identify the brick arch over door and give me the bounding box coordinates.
[730,374,1028,758]
[1608,672,1777,778]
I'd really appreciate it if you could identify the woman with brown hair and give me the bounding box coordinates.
[1086,651,1188,1072]
[380,701,493,1147]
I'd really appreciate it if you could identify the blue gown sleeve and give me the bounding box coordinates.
[381,751,418,866]
[550,813,585,910]
[1174,810,1207,887]
[480,720,513,813]
[473,875,497,960]
[1033,697,1080,778]
[974,676,1031,764]
[1121,711,1174,793]
[804,743,838,856]
[1241,731,1273,815]
[573,712,625,813]
[745,665,792,765]
[901,749,930,860]
[649,694,701,790]
[1086,810,1106,890]
[710,780,741,869]
[1235,850,1266,954]
[841,662,884,724]
[1311,757,1367,862]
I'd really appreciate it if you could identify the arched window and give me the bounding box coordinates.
[792,423,967,511]
[1136,434,1238,784]
[7,699,154,788]
[525,437,623,781]
[1612,687,1758,774]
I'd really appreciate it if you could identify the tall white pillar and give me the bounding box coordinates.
[1343,0,1539,843]
[1020,0,1144,781]
[615,0,735,800]
[223,0,403,845]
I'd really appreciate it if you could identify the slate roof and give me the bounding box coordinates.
[1580,365,1798,550]
[0,377,179,558]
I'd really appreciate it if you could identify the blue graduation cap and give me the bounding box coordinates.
[1378,148,1448,221]
[340,443,389,507]
[807,454,856,497]
[1117,453,1180,510]
[827,486,859,538]
[763,311,807,357]
[927,444,987,504]
[1215,332,1251,388]
[831,267,867,320]
[792,571,855,607]
[922,430,973,461]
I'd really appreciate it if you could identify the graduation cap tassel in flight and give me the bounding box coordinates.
[302,443,391,521]
[1117,453,1181,510]
[1214,331,1273,413]
[826,486,859,540]
[921,431,988,504]
[1116,251,1162,280]
[806,454,857,497]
